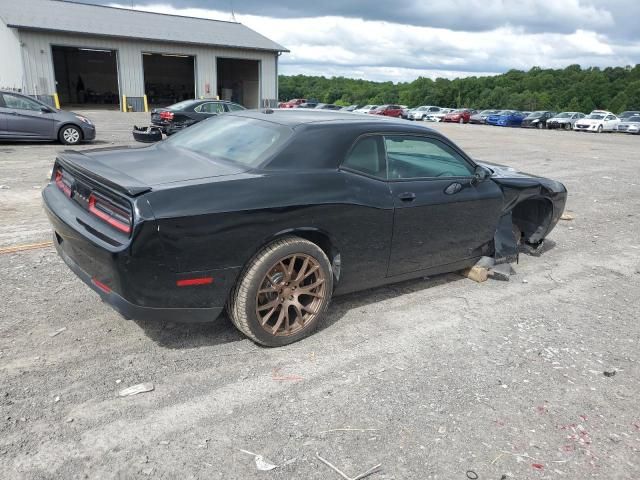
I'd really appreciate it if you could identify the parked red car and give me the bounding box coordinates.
[279,99,306,108]
[443,108,476,124]
[370,105,403,118]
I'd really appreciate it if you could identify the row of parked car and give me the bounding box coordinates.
[427,108,640,134]
[278,98,640,134]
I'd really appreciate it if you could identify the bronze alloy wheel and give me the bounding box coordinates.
[255,254,327,336]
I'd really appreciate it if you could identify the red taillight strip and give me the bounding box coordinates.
[88,194,131,234]
[176,277,214,287]
[92,277,111,293]
[55,170,71,197]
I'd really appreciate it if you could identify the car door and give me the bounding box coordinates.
[1,93,55,139]
[384,134,504,276]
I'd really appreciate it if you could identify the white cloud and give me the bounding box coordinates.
[110,3,640,82]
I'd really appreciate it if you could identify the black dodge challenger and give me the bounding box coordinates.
[43,110,567,346]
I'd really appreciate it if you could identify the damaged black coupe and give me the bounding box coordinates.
[43,110,567,346]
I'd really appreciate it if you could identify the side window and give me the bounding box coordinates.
[3,93,42,111]
[605,115,614,120]
[196,102,225,114]
[227,103,244,112]
[384,136,474,180]
[342,136,386,179]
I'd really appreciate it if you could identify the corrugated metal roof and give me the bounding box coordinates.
[0,0,288,52]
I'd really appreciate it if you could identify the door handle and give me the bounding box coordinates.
[398,192,416,202]
[444,182,463,195]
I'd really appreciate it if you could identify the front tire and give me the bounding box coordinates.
[59,125,82,145]
[459,118,464,124]
[597,124,603,133]
[228,236,333,347]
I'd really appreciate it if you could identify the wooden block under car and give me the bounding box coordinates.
[461,266,489,283]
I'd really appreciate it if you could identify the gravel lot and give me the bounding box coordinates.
[1,111,639,479]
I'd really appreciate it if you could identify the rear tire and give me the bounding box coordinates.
[564,122,572,131]
[228,236,333,347]
[59,125,82,145]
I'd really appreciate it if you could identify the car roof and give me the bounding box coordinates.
[231,109,437,129]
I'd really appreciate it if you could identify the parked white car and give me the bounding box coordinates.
[408,106,445,121]
[352,105,378,115]
[425,108,454,122]
[573,111,620,133]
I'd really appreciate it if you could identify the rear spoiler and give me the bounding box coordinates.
[57,150,152,197]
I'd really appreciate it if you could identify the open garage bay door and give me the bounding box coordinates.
[52,46,120,108]
[217,58,260,109]
[143,53,195,107]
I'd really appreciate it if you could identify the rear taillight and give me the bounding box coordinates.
[159,111,174,121]
[54,168,72,197]
[88,193,132,234]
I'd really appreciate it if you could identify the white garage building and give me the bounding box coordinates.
[0,0,287,111]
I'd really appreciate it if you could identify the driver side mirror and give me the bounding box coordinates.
[472,165,490,184]
[41,106,53,113]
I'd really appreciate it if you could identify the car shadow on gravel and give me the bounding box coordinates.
[132,245,556,349]
[133,272,465,350]
[132,315,245,349]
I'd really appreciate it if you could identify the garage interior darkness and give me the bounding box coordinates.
[52,46,119,108]
[217,58,260,108]
[143,53,195,107]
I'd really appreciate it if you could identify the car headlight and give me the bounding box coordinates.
[74,115,92,125]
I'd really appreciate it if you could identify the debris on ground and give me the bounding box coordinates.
[239,449,278,471]
[118,383,155,397]
[560,212,575,221]
[141,467,153,476]
[461,266,488,283]
[316,452,381,480]
[271,367,304,382]
[48,327,67,337]
[603,370,617,377]
[488,263,515,281]
[0,185,9,189]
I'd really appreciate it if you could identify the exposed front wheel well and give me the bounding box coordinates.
[511,198,553,244]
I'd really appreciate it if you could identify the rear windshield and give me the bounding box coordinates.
[166,116,292,167]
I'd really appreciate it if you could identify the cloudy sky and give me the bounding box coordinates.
[92,0,640,82]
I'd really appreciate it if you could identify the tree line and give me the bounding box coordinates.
[278,64,640,112]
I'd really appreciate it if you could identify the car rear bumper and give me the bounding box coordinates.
[54,236,222,322]
[43,185,226,323]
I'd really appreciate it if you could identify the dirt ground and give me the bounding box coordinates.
[1,111,639,479]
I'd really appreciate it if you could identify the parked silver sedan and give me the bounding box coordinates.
[616,115,640,134]
[546,112,586,130]
[0,90,95,145]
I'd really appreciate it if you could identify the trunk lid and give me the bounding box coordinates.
[57,144,248,196]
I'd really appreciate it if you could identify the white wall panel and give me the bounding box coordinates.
[0,21,24,90]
